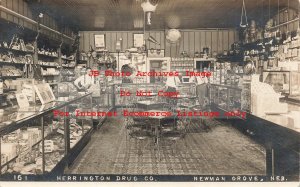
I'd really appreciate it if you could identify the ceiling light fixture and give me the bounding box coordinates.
[140,0,160,52]
[141,0,157,25]
[240,0,248,28]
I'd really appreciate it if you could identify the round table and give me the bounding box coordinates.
[146,110,175,160]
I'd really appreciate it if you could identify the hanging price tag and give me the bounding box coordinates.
[40,140,54,153]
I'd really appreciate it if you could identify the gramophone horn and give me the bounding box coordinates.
[148,36,160,45]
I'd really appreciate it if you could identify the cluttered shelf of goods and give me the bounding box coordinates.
[0,0,299,182]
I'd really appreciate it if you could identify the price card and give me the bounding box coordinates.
[40,140,54,153]
[16,93,30,108]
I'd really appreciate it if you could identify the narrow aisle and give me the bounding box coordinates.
[68,115,126,174]
[67,112,266,175]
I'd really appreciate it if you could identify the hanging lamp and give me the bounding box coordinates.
[141,0,160,48]
[257,0,265,47]
[141,0,158,25]
[240,0,248,28]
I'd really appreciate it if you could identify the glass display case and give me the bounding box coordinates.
[290,71,300,96]
[90,83,114,127]
[262,70,290,95]
[57,82,79,101]
[209,84,242,112]
[194,58,215,72]
[171,57,194,72]
[210,61,243,85]
[0,93,92,175]
[262,70,300,97]
[146,57,171,84]
[241,76,251,112]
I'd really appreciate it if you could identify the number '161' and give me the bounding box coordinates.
[14,175,28,181]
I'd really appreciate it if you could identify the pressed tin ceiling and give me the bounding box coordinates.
[38,0,298,31]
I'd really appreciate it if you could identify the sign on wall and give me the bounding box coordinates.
[133,33,144,47]
[94,34,106,48]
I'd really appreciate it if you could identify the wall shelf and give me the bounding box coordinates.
[0,47,34,55]
[38,54,59,59]
[0,5,74,42]
[266,18,300,31]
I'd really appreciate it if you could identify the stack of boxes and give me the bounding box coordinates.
[1,127,42,173]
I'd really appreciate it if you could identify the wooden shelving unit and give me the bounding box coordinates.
[170,57,194,72]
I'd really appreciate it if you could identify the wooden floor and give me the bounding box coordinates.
[67,112,266,175]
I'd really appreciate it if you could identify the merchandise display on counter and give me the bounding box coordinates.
[95,51,117,69]
[210,62,243,85]
[34,83,56,104]
[57,82,81,100]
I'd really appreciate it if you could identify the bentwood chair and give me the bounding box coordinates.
[124,103,154,153]
[162,102,188,152]
[188,97,212,132]
[160,103,177,133]
[128,128,154,156]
